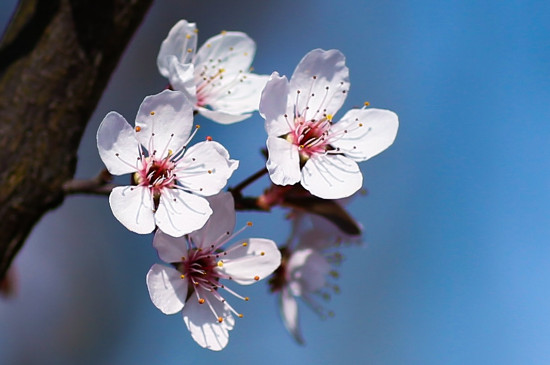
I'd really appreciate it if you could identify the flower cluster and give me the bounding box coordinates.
[95,19,398,350]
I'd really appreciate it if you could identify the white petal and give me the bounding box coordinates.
[331,108,399,162]
[157,20,197,78]
[194,31,256,76]
[135,90,194,156]
[260,72,294,137]
[146,264,188,315]
[197,107,252,125]
[266,136,301,186]
[166,57,198,103]
[280,288,304,344]
[183,293,234,351]
[207,73,269,114]
[189,192,236,249]
[289,49,349,120]
[218,238,281,285]
[153,229,188,263]
[97,112,140,175]
[109,186,155,234]
[301,154,362,199]
[287,248,330,295]
[155,189,212,237]
[177,140,239,196]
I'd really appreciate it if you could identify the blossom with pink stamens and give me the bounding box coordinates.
[97,89,238,237]
[157,20,269,124]
[260,49,399,199]
[146,192,281,351]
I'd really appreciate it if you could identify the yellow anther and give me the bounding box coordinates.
[238,314,244,318]
[358,123,363,127]
[187,48,193,53]
[181,256,186,261]
[244,297,249,301]
[364,101,370,107]
[244,52,248,56]
[219,68,226,73]
[246,221,253,227]
[221,30,227,35]
[260,251,265,256]
[150,111,155,115]
[249,66,254,72]
[185,34,191,39]
[207,170,212,174]
[195,124,200,129]
[198,298,205,304]
[206,43,211,48]
[180,274,185,279]
[218,317,223,323]
[242,242,248,247]
[135,126,141,132]
[168,149,173,156]
[254,275,260,281]
[193,28,199,34]
[217,261,224,267]
[326,114,333,121]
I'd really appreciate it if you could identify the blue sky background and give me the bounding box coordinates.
[1,0,550,364]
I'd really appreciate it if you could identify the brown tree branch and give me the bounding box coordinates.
[0,0,153,279]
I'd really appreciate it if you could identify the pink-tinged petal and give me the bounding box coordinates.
[280,287,304,345]
[266,136,301,186]
[301,154,362,199]
[182,293,234,351]
[166,57,198,103]
[109,186,155,234]
[297,214,362,251]
[287,248,330,295]
[97,112,140,175]
[197,107,252,125]
[208,73,269,115]
[155,189,212,237]
[289,49,349,120]
[177,140,239,196]
[260,72,293,137]
[218,238,281,285]
[146,264,188,315]
[194,31,256,75]
[157,20,197,78]
[331,108,399,162]
[153,229,188,263]
[135,90,194,156]
[189,192,236,249]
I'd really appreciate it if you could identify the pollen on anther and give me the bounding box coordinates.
[206,136,212,141]
[217,261,224,267]
[364,101,370,107]
[242,242,248,247]
[327,114,333,121]
[135,126,141,132]
[244,297,250,301]
[221,30,227,35]
[150,111,155,115]
[187,48,193,53]
[247,221,253,227]
[313,75,317,79]
[180,274,185,279]
[193,28,199,34]
[254,276,260,281]
[195,124,201,129]
[260,251,265,256]
[238,314,244,318]
[185,34,191,39]
[198,298,205,304]
[218,317,223,323]
[359,123,363,127]
[208,170,212,174]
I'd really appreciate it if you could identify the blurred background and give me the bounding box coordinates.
[1,0,550,364]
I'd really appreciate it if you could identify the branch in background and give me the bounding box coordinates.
[0,0,153,279]
[63,169,115,196]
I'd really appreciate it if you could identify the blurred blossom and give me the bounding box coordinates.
[270,211,361,343]
[157,19,269,124]
[260,49,399,199]
[97,90,238,237]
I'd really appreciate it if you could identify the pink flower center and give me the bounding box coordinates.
[136,156,176,197]
[288,116,332,158]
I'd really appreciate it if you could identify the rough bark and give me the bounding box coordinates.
[0,0,153,279]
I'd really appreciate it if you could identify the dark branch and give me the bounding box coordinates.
[0,0,153,279]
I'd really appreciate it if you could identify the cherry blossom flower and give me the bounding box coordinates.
[270,212,360,344]
[97,89,238,237]
[157,20,269,124]
[260,49,399,199]
[146,192,281,351]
